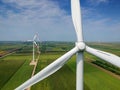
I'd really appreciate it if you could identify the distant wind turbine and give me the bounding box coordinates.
[15,0,120,90]
[30,34,40,65]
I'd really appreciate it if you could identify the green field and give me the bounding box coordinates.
[0,59,25,89]
[2,60,33,90]
[0,41,120,90]
[0,53,33,90]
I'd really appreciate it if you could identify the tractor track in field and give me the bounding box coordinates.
[86,58,120,80]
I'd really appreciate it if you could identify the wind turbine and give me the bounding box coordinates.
[30,34,40,65]
[15,0,120,90]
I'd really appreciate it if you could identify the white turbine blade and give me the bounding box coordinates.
[33,41,38,46]
[33,34,37,40]
[15,46,79,90]
[71,0,83,42]
[36,33,40,42]
[27,40,32,42]
[86,46,120,68]
[33,41,39,53]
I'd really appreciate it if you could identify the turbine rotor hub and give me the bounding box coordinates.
[76,42,86,51]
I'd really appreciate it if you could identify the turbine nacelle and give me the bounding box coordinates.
[76,42,86,51]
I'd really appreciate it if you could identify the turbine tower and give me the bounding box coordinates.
[33,35,37,62]
[15,0,120,90]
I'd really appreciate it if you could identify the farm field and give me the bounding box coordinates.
[0,41,120,90]
[0,42,34,90]
[0,59,25,89]
[0,53,33,90]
